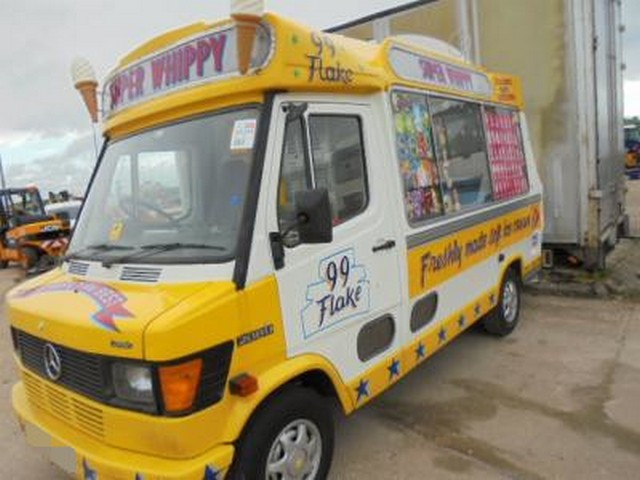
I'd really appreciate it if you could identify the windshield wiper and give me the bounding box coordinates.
[102,242,226,268]
[65,243,135,261]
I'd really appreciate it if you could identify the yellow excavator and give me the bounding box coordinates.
[0,187,71,270]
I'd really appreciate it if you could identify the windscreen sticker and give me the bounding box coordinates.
[230,119,257,151]
[15,282,133,332]
[301,248,370,339]
[109,220,125,242]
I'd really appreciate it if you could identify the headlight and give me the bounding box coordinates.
[112,363,155,405]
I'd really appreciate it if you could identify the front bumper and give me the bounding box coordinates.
[13,382,234,480]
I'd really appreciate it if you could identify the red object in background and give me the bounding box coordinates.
[485,108,529,201]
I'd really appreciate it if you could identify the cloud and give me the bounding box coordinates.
[5,132,96,195]
[625,81,640,117]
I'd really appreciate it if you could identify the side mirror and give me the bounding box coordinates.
[295,188,333,244]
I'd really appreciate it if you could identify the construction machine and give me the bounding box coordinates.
[0,187,71,270]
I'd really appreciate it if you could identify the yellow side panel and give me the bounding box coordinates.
[407,202,542,298]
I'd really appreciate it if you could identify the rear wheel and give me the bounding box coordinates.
[230,388,334,480]
[0,260,8,269]
[483,267,522,337]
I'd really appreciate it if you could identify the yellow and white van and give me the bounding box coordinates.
[7,6,542,480]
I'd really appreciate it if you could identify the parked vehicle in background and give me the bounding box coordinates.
[0,187,71,270]
[331,0,626,270]
[45,200,83,229]
[624,124,640,170]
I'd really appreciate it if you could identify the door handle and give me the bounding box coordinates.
[372,240,396,253]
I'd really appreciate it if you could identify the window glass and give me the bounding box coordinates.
[278,119,311,231]
[430,98,493,213]
[138,151,191,219]
[9,190,44,217]
[308,116,367,226]
[105,155,132,218]
[277,113,368,245]
[391,91,443,223]
[68,107,259,264]
[484,107,529,200]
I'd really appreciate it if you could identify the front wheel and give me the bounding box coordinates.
[483,267,522,336]
[230,388,334,480]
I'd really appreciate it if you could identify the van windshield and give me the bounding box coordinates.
[68,107,260,264]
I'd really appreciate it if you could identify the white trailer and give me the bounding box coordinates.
[329,0,627,269]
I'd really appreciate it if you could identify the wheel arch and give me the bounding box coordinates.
[223,354,354,444]
[502,255,523,282]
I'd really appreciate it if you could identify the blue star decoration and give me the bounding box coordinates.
[415,342,426,361]
[438,327,447,343]
[474,303,482,317]
[356,379,370,403]
[388,359,401,381]
[458,314,466,329]
[204,465,220,480]
[83,459,98,480]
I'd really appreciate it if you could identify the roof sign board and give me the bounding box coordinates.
[102,23,272,117]
[388,46,492,97]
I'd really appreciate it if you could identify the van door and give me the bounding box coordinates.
[267,98,404,389]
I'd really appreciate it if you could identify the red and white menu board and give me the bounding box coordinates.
[485,107,529,201]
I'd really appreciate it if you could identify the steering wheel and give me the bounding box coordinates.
[119,197,179,226]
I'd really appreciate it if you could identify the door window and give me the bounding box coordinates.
[278,112,368,242]
[308,116,368,225]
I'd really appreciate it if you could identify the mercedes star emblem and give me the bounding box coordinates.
[43,343,62,381]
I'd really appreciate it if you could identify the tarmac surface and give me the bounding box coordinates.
[0,181,639,479]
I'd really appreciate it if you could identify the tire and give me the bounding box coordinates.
[483,267,522,337]
[0,260,8,269]
[20,247,39,270]
[230,387,334,480]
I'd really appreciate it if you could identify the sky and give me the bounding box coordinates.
[1,0,640,196]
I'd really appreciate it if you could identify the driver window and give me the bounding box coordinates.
[277,112,368,245]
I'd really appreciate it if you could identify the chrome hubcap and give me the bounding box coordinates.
[266,419,322,480]
[502,279,519,324]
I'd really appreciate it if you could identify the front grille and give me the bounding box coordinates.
[22,370,105,439]
[15,330,110,404]
[14,328,234,417]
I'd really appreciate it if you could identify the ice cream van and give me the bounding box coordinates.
[7,2,543,479]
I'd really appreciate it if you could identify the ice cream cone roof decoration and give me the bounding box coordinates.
[71,57,99,123]
[231,0,264,74]
[231,0,264,17]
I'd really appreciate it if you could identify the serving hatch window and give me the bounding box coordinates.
[391,91,443,224]
[429,97,493,213]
